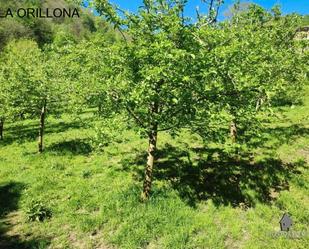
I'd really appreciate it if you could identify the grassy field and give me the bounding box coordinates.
[0,89,308,249]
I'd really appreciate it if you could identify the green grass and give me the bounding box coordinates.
[0,90,308,248]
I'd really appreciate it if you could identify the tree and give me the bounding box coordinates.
[1,40,66,152]
[1,40,44,143]
[37,45,67,153]
[60,32,117,119]
[194,4,305,146]
[92,0,209,200]
[301,14,309,26]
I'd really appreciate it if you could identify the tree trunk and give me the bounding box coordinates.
[0,119,3,140]
[141,123,158,201]
[38,101,47,153]
[230,119,237,143]
[141,96,159,201]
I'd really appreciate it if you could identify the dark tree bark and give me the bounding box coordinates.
[141,100,159,201]
[0,119,4,140]
[255,96,265,112]
[230,119,237,143]
[98,103,102,113]
[38,101,47,153]
[141,123,158,201]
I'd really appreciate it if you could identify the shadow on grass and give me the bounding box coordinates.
[0,117,93,147]
[130,143,303,208]
[226,124,309,149]
[47,139,92,155]
[0,182,24,218]
[0,182,50,249]
[266,124,309,145]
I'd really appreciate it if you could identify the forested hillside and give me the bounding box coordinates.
[0,0,308,248]
[0,0,118,49]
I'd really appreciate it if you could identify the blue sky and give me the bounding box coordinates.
[101,0,308,20]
